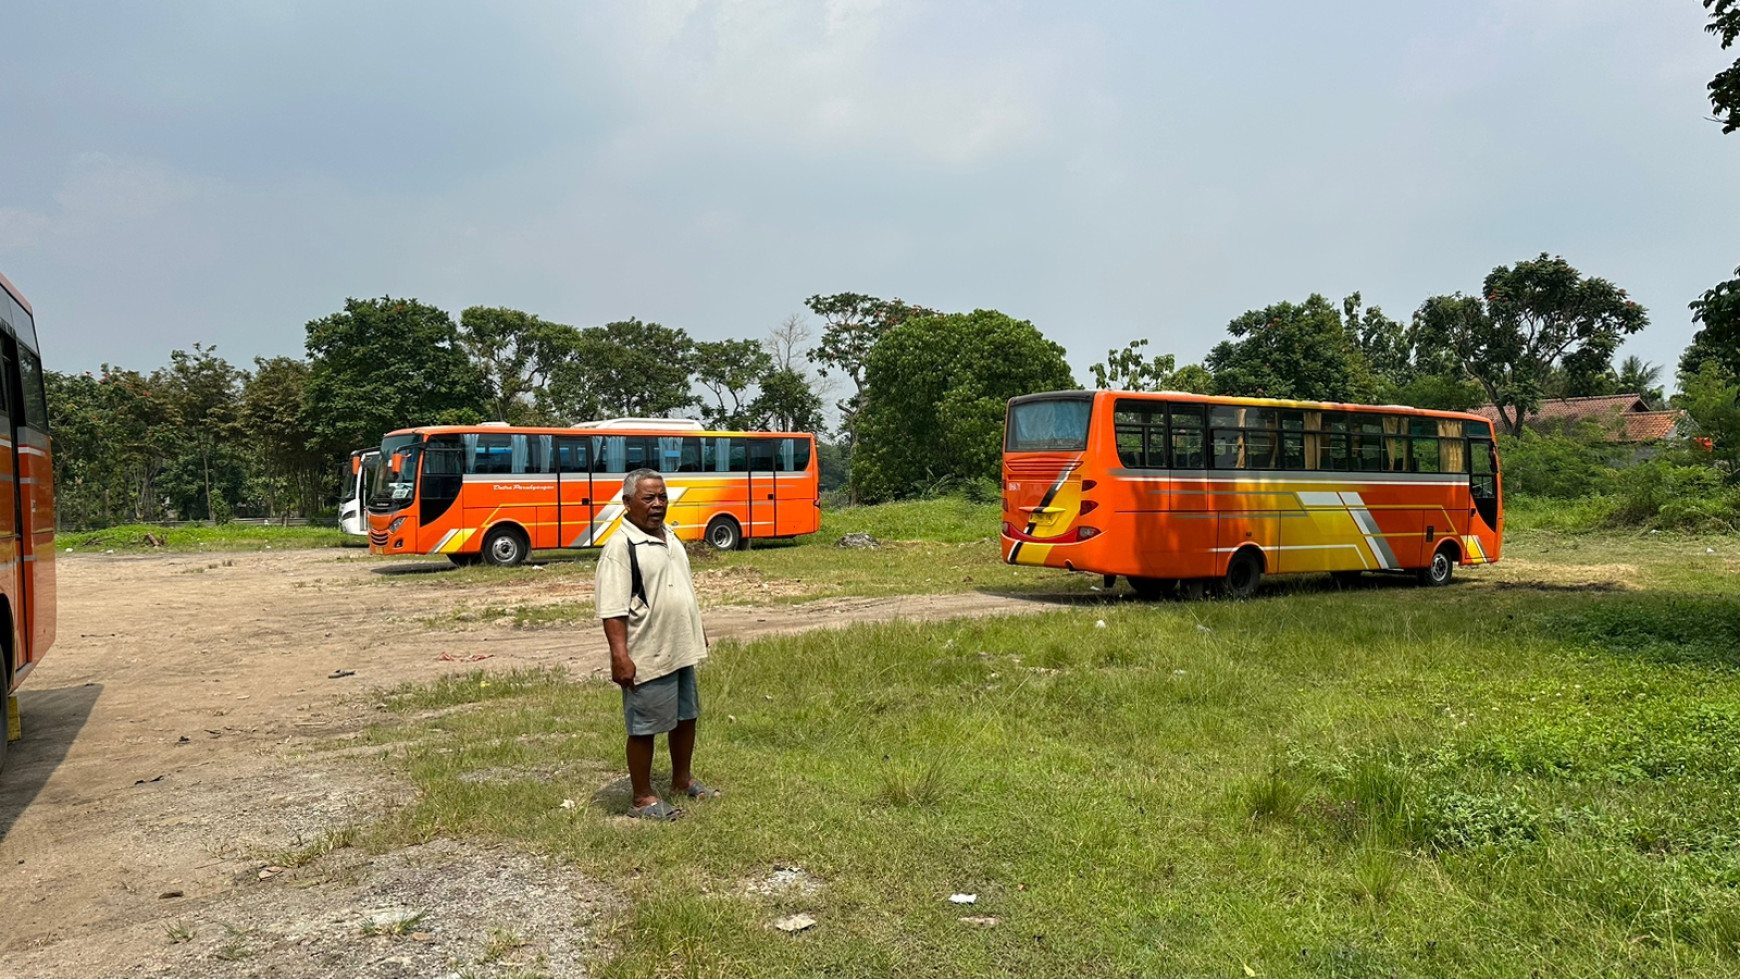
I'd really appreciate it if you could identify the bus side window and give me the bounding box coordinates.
[593,436,627,474]
[777,438,796,471]
[728,438,749,473]
[1166,404,1205,469]
[678,437,704,472]
[18,347,47,430]
[791,437,812,472]
[749,437,778,472]
[528,435,554,474]
[701,437,731,472]
[558,439,589,473]
[464,433,514,475]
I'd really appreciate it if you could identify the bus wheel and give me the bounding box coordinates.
[447,553,481,567]
[1128,577,1175,600]
[1418,545,1456,587]
[1221,549,1263,600]
[482,527,529,568]
[705,516,742,551]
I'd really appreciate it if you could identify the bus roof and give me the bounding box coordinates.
[0,269,32,317]
[382,423,816,439]
[1009,389,1494,425]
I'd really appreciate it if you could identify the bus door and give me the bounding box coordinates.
[748,437,779,540]
[773,437,816,535]
[556,436,595,547]
[0,339,24,675]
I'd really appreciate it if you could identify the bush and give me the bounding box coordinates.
[1497,430,1616,499]
[1609,460,1740,531]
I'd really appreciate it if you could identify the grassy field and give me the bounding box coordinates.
[347,521,1740,977]
[59,522,351,551]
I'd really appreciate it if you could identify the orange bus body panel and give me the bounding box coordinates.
[369,426,820,559]
[1,270,55,696]
[1002,391,1503,581]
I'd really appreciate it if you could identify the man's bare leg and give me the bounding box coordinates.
[627,734,659,808]
[669,718,696,794]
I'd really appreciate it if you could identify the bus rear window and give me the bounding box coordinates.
[1007,398,1092,453]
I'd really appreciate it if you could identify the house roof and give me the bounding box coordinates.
[1472,394,1683,442]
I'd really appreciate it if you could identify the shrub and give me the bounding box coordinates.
[1609,460,1740,530]
[1497,430,1616,499]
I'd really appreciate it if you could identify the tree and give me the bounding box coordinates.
[693,338,773,429]
[1616,355,1665,405]
[304,297,489,460]
[1207,294,1379,403]
[457,306,572,423]
[767,313,811,371]
[1683,267,1740,380]
[1676,361,1740,472]
[1708,0,1740,133]
[46,368,177,527]
[155,343,242,523]
[239,357,325,517]
[1088,339,1211,393]
[545,319,697,420]
[806,293,940,451]
[750,367,825,433]
[1412,255,1649,435]
[853,310,1075,502]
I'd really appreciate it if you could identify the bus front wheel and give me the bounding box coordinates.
[482,527,529,568]
[1418,545,1456,587]
[705,516,742,551]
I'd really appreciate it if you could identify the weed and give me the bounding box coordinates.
[876,758,952,808]
[481,926,527,962]
[165,922,194,944]
[261,825,358,869]
[359,910,427,938]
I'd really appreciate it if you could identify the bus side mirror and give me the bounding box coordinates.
[390,453,405,474]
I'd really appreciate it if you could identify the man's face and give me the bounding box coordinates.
[625,476,668,531]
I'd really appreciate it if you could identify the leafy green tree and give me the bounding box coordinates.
[46,369,176,527]
[1088,339,1211,392]
[1339,292,1487,410]
[693,338,773,428]
[1676,361,1740,473]
[304,297,488,458]
[853,310,1075,502]
[457,306,572,423]
[155,344,242,523]
[1682,267,1740,380]
[750,367,825,433]
[239,357,325,517]
[1708,0,1740,133]
[1207,294,1379,403]
[806,293,940,450]
[545,319,697,421]
[1412,255,1648,435]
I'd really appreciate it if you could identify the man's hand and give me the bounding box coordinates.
[610,649,637,688]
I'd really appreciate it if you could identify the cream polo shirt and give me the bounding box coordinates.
[595,518,708,685]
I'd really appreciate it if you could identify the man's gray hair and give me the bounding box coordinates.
[623,468,663,498]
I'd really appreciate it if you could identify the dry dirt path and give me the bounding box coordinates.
[0,547,1055,978]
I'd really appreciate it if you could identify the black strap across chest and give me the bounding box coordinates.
[627,539,648,609]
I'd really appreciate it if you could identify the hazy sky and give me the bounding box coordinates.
[2,1,1735,388]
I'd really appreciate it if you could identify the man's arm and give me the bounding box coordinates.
[603,616,635,688]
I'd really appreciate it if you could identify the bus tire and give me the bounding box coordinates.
[705,516,742,552]
[447,553,481,567]
[1418,543,1457,588]
[1221,548,1264,600]
[482,526,529,568]
[1128,577,1175,600]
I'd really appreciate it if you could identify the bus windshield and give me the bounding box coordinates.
[1007,397,1093,452]
[369,436,420,512]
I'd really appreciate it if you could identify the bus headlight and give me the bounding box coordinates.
[387,516,406,533]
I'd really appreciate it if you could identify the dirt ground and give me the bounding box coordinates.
[0,548,1054,979]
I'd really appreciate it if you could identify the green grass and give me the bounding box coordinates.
[59,522,351,552]
[353,531,1740,977]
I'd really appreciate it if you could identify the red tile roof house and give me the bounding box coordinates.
[1472,394,1687,461]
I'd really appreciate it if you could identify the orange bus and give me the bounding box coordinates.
[368,419,820,566]
[1002,390,1502,598]
[0,271,56,771]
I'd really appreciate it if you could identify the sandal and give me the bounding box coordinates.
[681,780,722,800]
[628,799,682,820]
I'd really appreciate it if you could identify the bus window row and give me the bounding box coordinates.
[452,433,812,477]
[1113,400,1488,474]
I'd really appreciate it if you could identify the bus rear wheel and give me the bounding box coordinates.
[482,527,529,568]
[1418,545,1456,587]
[1220,549,1263,600]
[705,516,742,551]
[1128,577,1176,600]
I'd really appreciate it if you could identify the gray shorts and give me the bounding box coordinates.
[622,665,699,736]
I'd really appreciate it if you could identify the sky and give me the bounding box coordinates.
[2,0,1736,391]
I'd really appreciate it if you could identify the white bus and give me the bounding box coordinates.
[339,448,381,537]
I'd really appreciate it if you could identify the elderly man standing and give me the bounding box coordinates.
[596,467,718,820]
